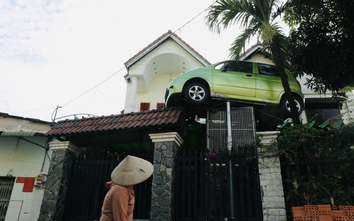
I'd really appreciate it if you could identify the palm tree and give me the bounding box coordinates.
[206,0,301,124]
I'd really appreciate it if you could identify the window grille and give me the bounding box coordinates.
[156,103,165,110]
[207,107,256,153]
[140,102,150,111]
[0,177,15,221]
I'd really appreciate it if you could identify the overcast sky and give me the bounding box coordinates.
[0,0,253,122]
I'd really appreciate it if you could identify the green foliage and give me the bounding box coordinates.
[277,123,354,163]
[275,122,354,206]
[285,0,354,94]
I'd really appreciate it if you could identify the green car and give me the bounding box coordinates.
[165,60,304,114]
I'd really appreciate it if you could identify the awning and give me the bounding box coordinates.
[0,131,44,137]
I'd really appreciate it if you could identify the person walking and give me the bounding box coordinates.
[100,155,153,221]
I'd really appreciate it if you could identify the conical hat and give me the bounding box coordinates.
[111,155,154,186]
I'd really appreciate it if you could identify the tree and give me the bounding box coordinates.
[285,0,354,94]
[205,0,301,124]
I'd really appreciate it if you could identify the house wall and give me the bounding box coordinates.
[244,53,274,65]
[136,74,176,110]
[124,39,206,112]
[0,116,51,221]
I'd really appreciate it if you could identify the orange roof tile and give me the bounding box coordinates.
[46,108,182,136]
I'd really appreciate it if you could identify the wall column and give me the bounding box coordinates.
[257,131,286,221]
[38,141,78,221]
[341,90,354,124]
[149,132,183,221]
[129,76,139,112]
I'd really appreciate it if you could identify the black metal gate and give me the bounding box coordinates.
[62,152,153,221]
[173,149,263,221]
[173,107,262,220]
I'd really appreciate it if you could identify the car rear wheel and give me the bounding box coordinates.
[184,82,209,105]
[280,96,303,115]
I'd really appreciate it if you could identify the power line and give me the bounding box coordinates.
[59,2,216,112]
[62,66,126,107]
[174,3,213,34]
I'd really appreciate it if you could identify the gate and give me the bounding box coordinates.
[63,152,153,221]
[173,149,263,221]
[173,107,263,220]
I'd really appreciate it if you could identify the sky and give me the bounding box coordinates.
[0,0,254,122]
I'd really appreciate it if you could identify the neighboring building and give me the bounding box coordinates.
[0,113,52,221]
[123,30,210,113]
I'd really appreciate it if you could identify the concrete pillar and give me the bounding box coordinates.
[149,132,183,221]
[38,141,78,221]
[257,131,286,221]
[341,90,354,124]
[129,76,139,112]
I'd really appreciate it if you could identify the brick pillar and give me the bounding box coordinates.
[149,132,183,221]
[257,131,286,221]
[38,141,78,221]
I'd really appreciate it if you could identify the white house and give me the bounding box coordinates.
[0,113,52,221]
[123,30,210,113]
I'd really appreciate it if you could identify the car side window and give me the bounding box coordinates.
[229,61,252,73]
[215,61,252,73]
[257,63,279,76]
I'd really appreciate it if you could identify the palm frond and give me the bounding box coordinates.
[229,25,260,59]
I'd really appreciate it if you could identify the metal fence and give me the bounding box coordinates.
[173,149,263,221]
[62,152,153,221]
[281,158,354,220]
[173,107,262,220]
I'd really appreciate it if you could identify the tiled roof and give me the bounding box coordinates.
[239,43,264,60]
[46,108,182,136]
[0,112,52,125]
[124,30,210,68]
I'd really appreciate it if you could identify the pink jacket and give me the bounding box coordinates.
[100,184,135,221]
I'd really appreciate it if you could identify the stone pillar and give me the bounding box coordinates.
[38,141,78,221]
[149,132,183,221]
[341,90,354,124]
[257,131,286,221]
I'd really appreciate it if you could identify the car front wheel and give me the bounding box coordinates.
[184,82,209,105]
[280,96,303,115]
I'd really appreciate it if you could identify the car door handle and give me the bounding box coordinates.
[245,74,253,77]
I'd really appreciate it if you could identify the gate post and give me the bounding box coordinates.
[149,132,183,221]
[257,131,286,221]
[38,141,78,221]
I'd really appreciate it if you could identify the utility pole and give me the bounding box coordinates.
[226,102,235,220]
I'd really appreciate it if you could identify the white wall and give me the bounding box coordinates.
[0,136,51,221]
[124,39,206,112]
